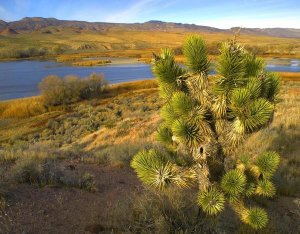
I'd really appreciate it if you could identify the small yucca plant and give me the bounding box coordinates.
[131,35,281,229]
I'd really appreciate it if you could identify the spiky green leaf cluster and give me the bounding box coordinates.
[256,180,276,197]
[131,150,174,189]
[244,53,265,77]
[171,91,194,116]
[156,124,173,145]
[261,72,281,102]
[242,207,268,229]
[171,119,203,147]
[131,150,197,189]
[197,188,225,215]
[255,151,280,178]
[183,35,210,75]
[152,48,184,85]
[221,169,246,198]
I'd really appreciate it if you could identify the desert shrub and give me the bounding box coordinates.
[207,41,221,55]
[8,146,96,191]
[107,188,239,233]
[77,43,96,50]
[245,45,267,55]
[39,75,66,105]
[79,73,108,99]
[91,142,155,167]
[0,141,57,165]
[52,44,67,55]
[10,156,61,185]
[108,189,298,233]
[0,47,48,59]
[0,149,20,165]
[79,173,97,192]
[39,73,108,106]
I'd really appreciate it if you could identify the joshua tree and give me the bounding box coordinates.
[131,35,281,229]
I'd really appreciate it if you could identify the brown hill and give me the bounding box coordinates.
[0,20,8,31]
[7,17,225,33]
[231,27,300,38]
[4,17,300,38]
[0,27,19,35]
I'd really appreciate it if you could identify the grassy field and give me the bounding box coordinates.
[0,72,299,232]
[1,28,300,62]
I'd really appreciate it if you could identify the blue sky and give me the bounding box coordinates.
[0,0,299,28]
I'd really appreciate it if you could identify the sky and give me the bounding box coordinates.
[0,0,299,29]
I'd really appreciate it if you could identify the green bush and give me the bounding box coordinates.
[107,189,236,233]
[0,47,48,59]
[10,156,62,185]
[79,73,108,99]
[10,154,97,191]
[39,73,108,106]
[91,142,153,167]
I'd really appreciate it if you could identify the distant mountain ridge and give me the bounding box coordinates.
[1,17,300,38]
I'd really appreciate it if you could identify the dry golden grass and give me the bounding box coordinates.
[0,111,63,142]
[0,79,157,119]
[104,79,158,96]
[72,59,111,66]
[1,28,300,60]
[279,72,300,81]
[0,80,159,144]
[0,96,46,119]
[56,53,107,62]
[80,114,160,151]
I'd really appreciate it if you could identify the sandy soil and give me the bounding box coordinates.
[1,164,141,234]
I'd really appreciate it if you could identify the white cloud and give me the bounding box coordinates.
[105,0,158,22]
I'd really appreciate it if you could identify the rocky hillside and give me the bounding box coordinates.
[231,27,300,38]
[1,17,299,38]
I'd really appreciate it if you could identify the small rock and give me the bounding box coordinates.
[66,164,76,170]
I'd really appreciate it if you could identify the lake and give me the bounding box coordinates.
[0,58,299,100]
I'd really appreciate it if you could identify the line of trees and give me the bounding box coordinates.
[39,73,107,106]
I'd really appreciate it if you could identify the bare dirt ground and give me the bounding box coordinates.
[1,164,141,234]
[1,163,300,234]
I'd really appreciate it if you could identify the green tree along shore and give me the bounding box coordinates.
[132,36,281,229]
[39,73,107,106]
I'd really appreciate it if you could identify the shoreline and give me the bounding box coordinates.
[0,78,156,103]
[1,52,300,63]
[1,72,299,103]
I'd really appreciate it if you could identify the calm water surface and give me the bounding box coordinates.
[0,60,153,100]
[0,58,299,100]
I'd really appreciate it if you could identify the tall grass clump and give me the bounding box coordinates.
[131,35,282,230]
[0,97,47,119]
[6,143,97,191]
